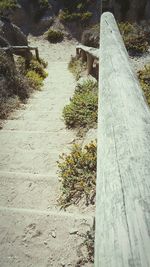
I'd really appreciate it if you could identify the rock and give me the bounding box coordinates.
[51,230,56,238]
[77,76,97,87]
[81,26,99,48]
[82,128,97,149]
[69,229,78,235]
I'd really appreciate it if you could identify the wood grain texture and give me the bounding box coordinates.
[95,12,150,267]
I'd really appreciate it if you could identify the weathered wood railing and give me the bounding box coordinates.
[0,46,40,62]
[76,44,99,75]
[95,12,150,267]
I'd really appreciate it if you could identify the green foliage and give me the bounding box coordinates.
[58,141,97,208]
[68,56,86,80]
[47,29,64,43]
[59,10,92,23]
[28,59,47,79]
[138,64,150,106]
[63,79,98,128]
[76,227,95,266]
[26,70,43,90]
[0,0,17,14]
[17,56,47,90]
[118,22,149,55]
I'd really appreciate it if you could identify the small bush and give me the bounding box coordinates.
[63,80,98,128]
[17,56,47,90]
[58,141,97,208]
[26,70,43,90]
[59,10,92,23]
[138,64,150,106]
[68,56,86,80]
[119,22,149,55]
[0,0,17,14]
[47,29,64,43]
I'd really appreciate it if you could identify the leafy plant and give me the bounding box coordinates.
[58,141,97,208]
[118,22,149,55]
[26,70,43,90]
[59,10,92,23]
[0,0,17,14]
[63,79,98,128]
[138,64,150,106]
[17,56,47,90]
[47,29,64,43]
[68,56,86,80]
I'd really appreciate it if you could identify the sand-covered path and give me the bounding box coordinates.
[0,38,94,267]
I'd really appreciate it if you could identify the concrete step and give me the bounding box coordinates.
[0,119,66,132]
[0,172,59,210]
[0,207,94,267]
[0,150,59,173]
[0,130,75,152]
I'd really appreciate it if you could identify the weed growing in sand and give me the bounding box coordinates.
[118,22,149,55]
[68,56,86,80]
[63,79,98,128]
[138,64,150,106]
[47,29,64,43]
[17,56,47,90]
[58,141,97,209]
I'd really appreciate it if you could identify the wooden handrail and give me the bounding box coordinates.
[0,46,40,62]
[76,44,99,75]
[95,12,150,267]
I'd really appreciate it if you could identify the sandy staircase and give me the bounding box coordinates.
[0,40,94,267]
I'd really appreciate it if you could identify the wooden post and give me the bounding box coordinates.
[81,49,87,62]
[87,53,94,75]
[95,12,150,267]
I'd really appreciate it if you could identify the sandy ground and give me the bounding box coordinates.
[0,37,94,267]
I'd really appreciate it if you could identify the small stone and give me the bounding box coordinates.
[44,241,48,245]
[69,229,78,235]
[51,230,56,238]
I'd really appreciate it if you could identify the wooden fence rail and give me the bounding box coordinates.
[95,12,150,267]
[0,46,40,62]
[76,44,99,75]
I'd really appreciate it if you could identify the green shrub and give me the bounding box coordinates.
[47,29,64,43]
[58,141,97,208]
[118,22,149,55]
[26,70,43,90]
[59,10,92,23]
[0,0,17,14]
[138,64,150,106]
[17,56,47,90]
[68,56,86,80]
[63,80,98,128]
[28,59,47,79]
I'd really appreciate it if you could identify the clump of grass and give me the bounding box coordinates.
[118,22,149,55]
[76,226,95,266]
[46,29,64,43]
[68,56,86,80]
[138,64,150,106]
[63,79,98,128]
[58,141,97,209]
[0,0,17,14]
